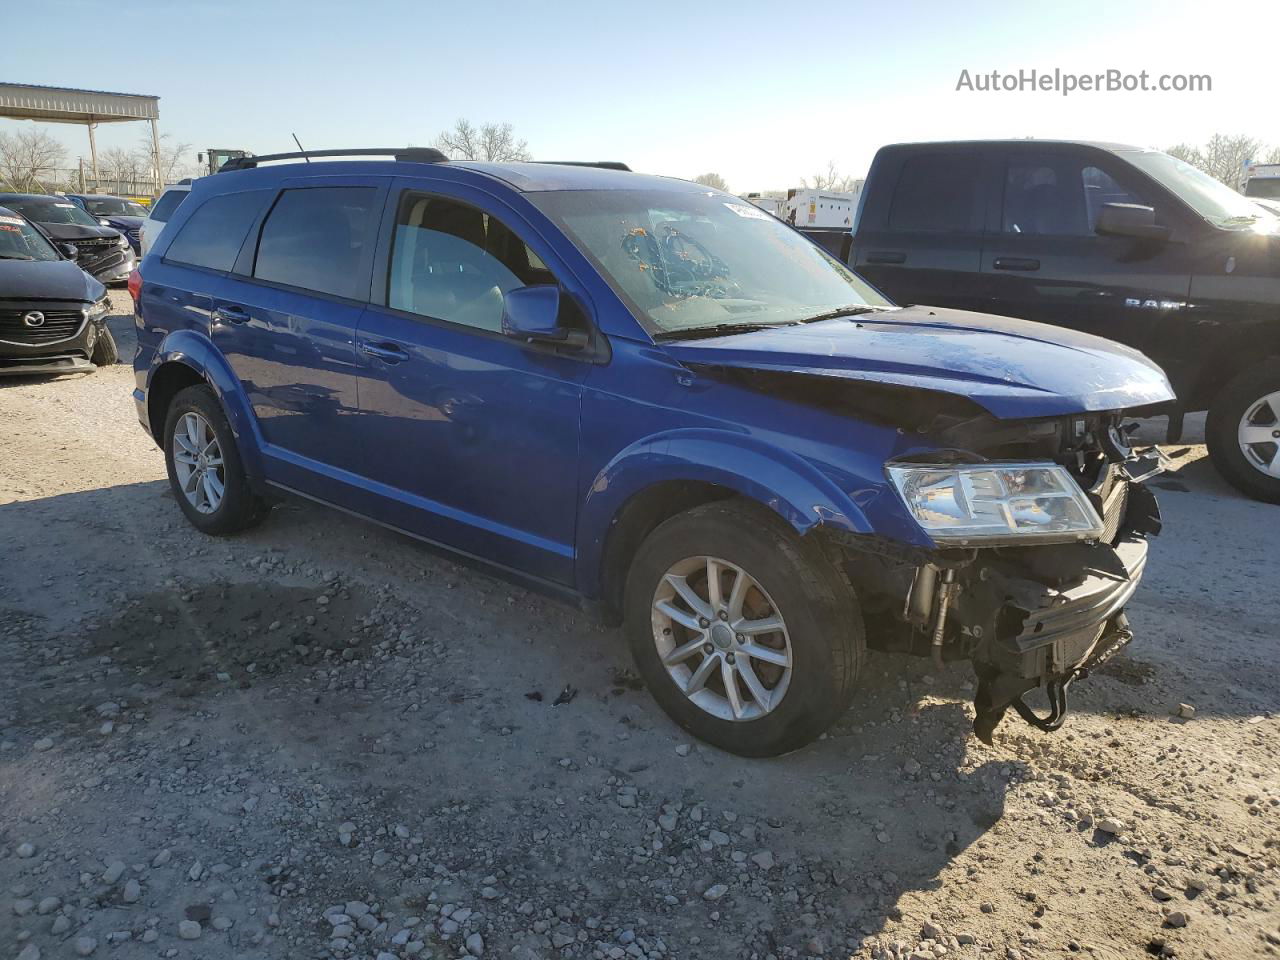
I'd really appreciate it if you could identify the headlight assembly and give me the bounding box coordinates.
[887,461,1104,545]
[86,297,110,321]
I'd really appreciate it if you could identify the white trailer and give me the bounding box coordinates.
[782,186,862,229]
[1243,162,1280,200]
[742,193,785,218]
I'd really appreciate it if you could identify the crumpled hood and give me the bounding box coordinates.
[35,222,121,243]
[661,305,1175,419]
[0,258,103,302]
[100,215,143,230]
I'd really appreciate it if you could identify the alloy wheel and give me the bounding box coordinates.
[172,412,225,514]
[1237,389,1280,479]
[650,555,793,722]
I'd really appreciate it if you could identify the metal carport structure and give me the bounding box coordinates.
[0,82,161,193]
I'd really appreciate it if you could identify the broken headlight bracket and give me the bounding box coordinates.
[974,612,1135,743]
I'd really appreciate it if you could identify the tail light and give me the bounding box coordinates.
[128,266,142,303]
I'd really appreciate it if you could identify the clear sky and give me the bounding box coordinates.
[3,0,1275,191]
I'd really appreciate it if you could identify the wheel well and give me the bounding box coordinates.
[147,362,206,445]
[1190,346,1280,412]
[597,480,736,625]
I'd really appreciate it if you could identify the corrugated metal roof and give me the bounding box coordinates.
[0,82,159,124]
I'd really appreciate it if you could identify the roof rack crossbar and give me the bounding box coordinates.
[219,147,447,171]
[535,161,631,171]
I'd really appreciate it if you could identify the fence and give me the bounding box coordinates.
[1,167,161,199]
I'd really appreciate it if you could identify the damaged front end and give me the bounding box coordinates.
[831,411,1164,743]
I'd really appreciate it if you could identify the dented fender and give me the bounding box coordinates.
[575,426,934,599]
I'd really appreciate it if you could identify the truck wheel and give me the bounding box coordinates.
[1207,362,1280,504]
[163,384,269,535]
[623,499,863,757]
[90,327,118,366]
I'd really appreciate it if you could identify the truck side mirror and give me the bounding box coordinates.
[1095,203,1170,242]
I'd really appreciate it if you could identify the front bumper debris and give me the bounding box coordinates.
[958,480,1161,741]
[836,442,1164,744]
[0,355,96,377]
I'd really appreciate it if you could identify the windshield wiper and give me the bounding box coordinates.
[654,322,787,342]
[0,253,34,261]
[794,305,886,324]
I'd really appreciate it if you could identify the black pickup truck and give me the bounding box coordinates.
[811,140,1280,503]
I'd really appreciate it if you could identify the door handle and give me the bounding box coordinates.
[992,257,1040,271]
[211,304,249,324]
[359,340,411,364]
[865,250,906,264]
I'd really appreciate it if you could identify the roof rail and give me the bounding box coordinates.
[536,161,631,171]
[219,147,448,172]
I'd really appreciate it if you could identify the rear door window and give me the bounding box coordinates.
[163,190,269,272]
[887,154,984,232]
[252,187,379,300]
[148,189,188,224]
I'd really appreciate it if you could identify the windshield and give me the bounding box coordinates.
[1245,178,1280,200]
[531,188,890,336]
[0,213,59,261]
[7,198,101,227]
[82,197,148,217]
[1123,151,1278,230]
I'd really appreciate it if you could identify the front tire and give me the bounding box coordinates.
[90,327,118,367]
[623,500,864,757]
[163,384,269,535]
[1206,362,1280,504]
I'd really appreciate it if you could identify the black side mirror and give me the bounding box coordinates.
[1095,203,1170,242]
[58,242,79,259]
[501,285,587,348]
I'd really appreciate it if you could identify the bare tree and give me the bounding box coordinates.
[801,160,860,193]
[1267,145,1280,165]
[143,134,195,185]
[693,172,729,191]
[1165,134,1263,187]
[0,127,67,193]
[434,119,531,162]
[100,146,145,186]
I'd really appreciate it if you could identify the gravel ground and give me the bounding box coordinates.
[1,289,1277,960]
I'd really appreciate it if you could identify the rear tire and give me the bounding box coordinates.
[90,327,118,367]
[1206,361,1280,504]
[623,499,863,757]
[163,384,269,535]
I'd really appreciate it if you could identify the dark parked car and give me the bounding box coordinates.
[820,140,1280,503]
[0,205,116,375]
[66,193,148,255]
[0,193,136,284]
[132,148,1171,754]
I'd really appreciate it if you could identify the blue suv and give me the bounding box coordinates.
[131,148,1173,755]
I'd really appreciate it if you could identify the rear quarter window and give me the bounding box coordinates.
[163,190,269,272]
[148,189,189,224]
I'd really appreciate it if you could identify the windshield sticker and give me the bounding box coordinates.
[723,202,772,221]
[0,216,24,226]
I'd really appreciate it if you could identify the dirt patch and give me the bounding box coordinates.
[11,578,378,731]
[1096,654,1158,687]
